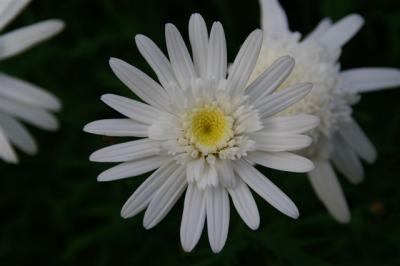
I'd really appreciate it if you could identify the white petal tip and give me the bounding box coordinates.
[43,19,65,34]
[288,207,300,219]
[335,214,351,224]
[210,246,223,254]
[348,14,365,27]
[248,221,260,230]
[82,123,92,133]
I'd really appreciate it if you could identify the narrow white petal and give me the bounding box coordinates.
[0,73,60,111]
[341,68,400,93]
[0,0,30,31]
[135,34,178,88]
[260,0,291,39]
[247,151,314,173]
[308,159,350,223]
[0,113,37,155]
[261,114,319,134]
[109,58,170,111]
[206,186,230,253]
[186,158,205,183]
[339,120,377,163]
[303,18,332,42]
[143,165,186,229]
[247,56,294,102]
[165,23,196,89]
[251,132,312,152]
[228,29,263,95]
[0,126,18,163]
[97,156,166,181]
[215,160,236,188]
[228,178,260,230]
[189,13,209,78]
[101,94,165,125]
[331,134,364,184]
[180,183,206,252]
[0,97,58,130]
[234,159,299,219]
[121,160,177,218]
[83,119,148,137]
[0,19,64,60]
[255,83,312,118]
[319,14,364,50]
[206,22,227,79]
[148,122,180,140]
[89,139,160,162]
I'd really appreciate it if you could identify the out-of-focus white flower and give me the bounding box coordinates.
[253,0,400,223]
[85,13,318,252]
[0,0,64,163]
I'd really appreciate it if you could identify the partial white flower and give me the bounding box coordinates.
[0,0,64,163]
[253,0,400,223]
[85,13,318,252]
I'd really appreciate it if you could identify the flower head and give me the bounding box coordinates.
[85,13,318,252]
[254,0,400,223]
[0,0,64,163]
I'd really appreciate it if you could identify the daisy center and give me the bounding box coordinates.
[187,106,233,153]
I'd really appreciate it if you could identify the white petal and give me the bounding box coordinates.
[228,178,260,230]
[234,159,299,219]
[0,19,64,60]
[303,18,332,42]
[0,97,58,130]
[0,126,18,163]
[215,160,236,188]
[180,183,206,252]
[148,122,180,140]
[101,94,164,125]
[0,73,60,111]
[89,139,160,162]
[121,160,177,218]
[227,29,263,95]
[247,56,294,102]
[319,14,364,50]
[109,58,170,111]
[255,82,312,118]
[206,186,230,253]
[339,119,377,163]
[83,119,148,137]
[143,165,186,229]
[97,156,166,181]
[0,113,36,155]
[331,134,364,184]
[341,68,400,93]
[0,0,30,31]
[135,34,178,89]
[260,0,291,39]
[308,159,350,223]
[251,132,312,152]
[247,151,314,173]
[261,114,319,134]
[189,13,209,78]
[186,158,205,183]
[165,23,196,89]
[206,22,227,80]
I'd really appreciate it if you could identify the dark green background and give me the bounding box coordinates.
[0,0,399,265]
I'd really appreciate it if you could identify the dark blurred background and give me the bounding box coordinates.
[0,0,399,265]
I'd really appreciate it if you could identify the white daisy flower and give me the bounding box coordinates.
[252,0,400,223]
[84,13,318,253]
[0,0,64,163]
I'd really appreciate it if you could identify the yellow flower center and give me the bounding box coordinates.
[188,106,233,153]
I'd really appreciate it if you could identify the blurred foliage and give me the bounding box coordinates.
[0,0,399,265]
